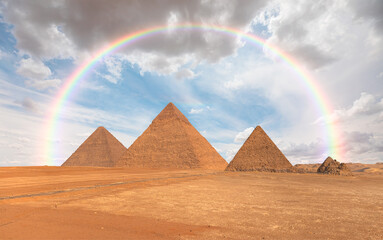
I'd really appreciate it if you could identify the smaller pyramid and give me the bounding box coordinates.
[226,126,293,172]
[62,126,127,167]
[317,157,353,176]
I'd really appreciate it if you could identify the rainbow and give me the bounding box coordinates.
[43,23,342,165]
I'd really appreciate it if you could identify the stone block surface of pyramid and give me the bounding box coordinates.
[62,126,127,167]
[116,103,228,170]
[225,126,293,172]
[317,156,353,176]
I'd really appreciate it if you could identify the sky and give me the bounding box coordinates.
[0,0,382,166]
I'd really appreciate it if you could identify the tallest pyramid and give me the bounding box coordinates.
[116,103,228,170]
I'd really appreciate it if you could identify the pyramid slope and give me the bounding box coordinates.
[116,103,228,170]
[226,126,293,172]
[62,126,127,167]
[317,157,353,176]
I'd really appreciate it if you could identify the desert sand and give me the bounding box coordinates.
[1,166,382,240]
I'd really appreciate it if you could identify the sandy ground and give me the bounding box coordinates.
[1,167,382,240]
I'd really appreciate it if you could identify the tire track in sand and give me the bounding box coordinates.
[0,172,219,201]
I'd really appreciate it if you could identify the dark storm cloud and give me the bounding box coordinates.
[13,97,40,113]
[349,0,383,34]
[282,139,326,159]
[289,44,336,70]
[343,131,383,154]
[1,0,268,62]
[264,0,338,69]
[21,97,39,112]
[261,0,383,70]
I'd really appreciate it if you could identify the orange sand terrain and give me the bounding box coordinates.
[1,167,382,239]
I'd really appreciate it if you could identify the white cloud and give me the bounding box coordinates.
[189,108,204,114]
[17,58,51,80]
[188,105,214,115]
[81,80,109,93]
[25,79,61,91]
[199,127,239,143]
[213,142,242,162]
[225,147,240,161]
[315,92,383,124]
[259,1,340,69]
[234,127,254,143]
[259,0,383,70]
[174,68,196,80]
[101,56,123,84]
[224,77,244,90]
[125,51,193,76]
[101,74,118,84]
[105,57,122,78]
[16,58,62,90]
[347,93,383,116]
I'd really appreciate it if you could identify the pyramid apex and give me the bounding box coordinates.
[94,126,109,135]
[163,102,177,110]
[255,125,264,131]
[153,102,190,124]
[163,102,178,111]
[250,125,267,137]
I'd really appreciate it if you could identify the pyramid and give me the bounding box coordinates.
[116,103,228,170]
[225,126,293,172]
[62,126,127,167]
[317,157,353,176]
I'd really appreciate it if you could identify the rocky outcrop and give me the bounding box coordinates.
[317,157,353,176]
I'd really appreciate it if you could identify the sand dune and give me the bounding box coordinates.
[1,167,382,239]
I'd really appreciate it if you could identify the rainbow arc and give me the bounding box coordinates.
[43,23,341,165]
